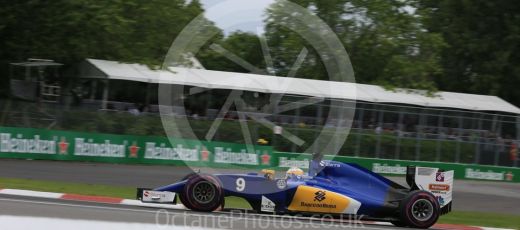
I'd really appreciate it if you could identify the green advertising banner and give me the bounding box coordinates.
[0,126,518,183]
[0,126,273,169]
[272,152,520,183]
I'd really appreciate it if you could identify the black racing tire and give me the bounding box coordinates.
[178,172,197,206]
[398,190,440,229]
[390,221,408,227]
[179,174,224,212]
[181,172,198,181]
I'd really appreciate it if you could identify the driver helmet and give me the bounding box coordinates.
[286,167,304,179]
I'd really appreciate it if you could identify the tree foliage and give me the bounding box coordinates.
[0,0,206,66]
[270,0,445,90]
[419,0,520,105]
[2,0,520,106]
[196,0,446,92]
[198,0,520,105]
[197,31,266,73]
[0,0,211,97]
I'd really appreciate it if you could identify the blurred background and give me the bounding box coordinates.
[1,0,519,167]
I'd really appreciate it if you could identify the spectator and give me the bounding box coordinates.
[127,104,140,116]
[439,130,447,139]
[375,126,382,135]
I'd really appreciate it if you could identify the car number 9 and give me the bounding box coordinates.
[236,178,245,191]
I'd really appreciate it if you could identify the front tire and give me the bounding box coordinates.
[179,174,224,212]
[398,190,440,229]
[178,172,197,207]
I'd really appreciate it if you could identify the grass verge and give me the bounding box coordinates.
[438,211,519,229]
[0,177,251,208]
[0,177,517,229]
[0,177,136,198]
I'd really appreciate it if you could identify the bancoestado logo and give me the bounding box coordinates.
[0,133,56,154]
[300,190,337,209]
[314,190,326,202]
[300,202,337,209]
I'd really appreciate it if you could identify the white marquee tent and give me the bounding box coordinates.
[81,58,520,114]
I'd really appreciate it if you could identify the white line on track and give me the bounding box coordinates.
[0,197,394,230]
[0,189,63,198]
[0,197,164,214]
[0,215,212,230]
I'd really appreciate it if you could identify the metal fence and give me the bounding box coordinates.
[0,95,518,168]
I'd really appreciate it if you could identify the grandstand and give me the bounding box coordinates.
[3,58,519,167]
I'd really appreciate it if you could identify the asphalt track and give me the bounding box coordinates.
[0,194,403,230]
[0,159,519,215]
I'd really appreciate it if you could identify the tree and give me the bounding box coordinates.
[0,0,211,96]
[262,0,445,91]
[0,0,208,66]
[197,31,266,73]
[419,0,520,106]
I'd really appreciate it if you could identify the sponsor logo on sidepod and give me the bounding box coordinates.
[314,190,326,202]
[429,184,450,191]
[436,172,445,182]
[436,196,445,206]
[300,190,337,209]
[261,196,276,212]
[289,186,350,213]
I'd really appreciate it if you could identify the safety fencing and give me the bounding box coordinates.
[0,126,518,183]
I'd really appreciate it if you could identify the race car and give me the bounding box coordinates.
[137,157,453,229]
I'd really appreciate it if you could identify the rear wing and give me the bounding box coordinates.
[406,166,453,215]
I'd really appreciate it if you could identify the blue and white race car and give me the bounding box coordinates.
[137,157,453,229]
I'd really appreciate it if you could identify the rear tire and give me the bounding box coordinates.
[179,174,224,212]
[398,190,440,229]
